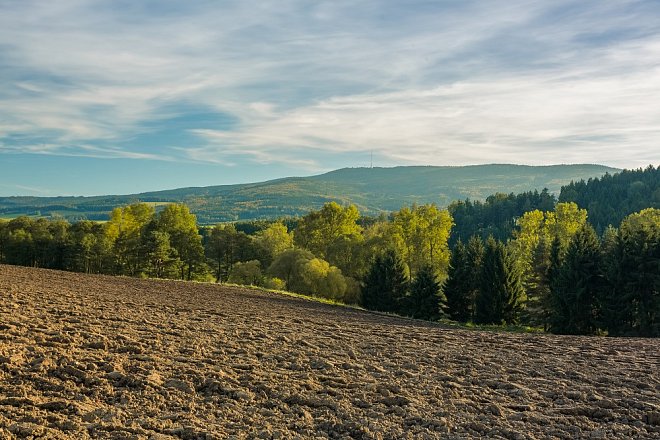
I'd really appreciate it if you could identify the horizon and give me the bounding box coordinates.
[1,1,659,196]
[0,163,624,199]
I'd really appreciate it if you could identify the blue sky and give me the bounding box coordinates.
[1,0,659,196]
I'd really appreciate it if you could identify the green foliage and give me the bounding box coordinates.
[204,224,254,282]
[266,248,348,301]
[560,165,659,234]
[391,204,453,280]
[443,236,484,322]
[157,204,205,280]
[449,189,557,246]
[508,202,588,327]
[267,248,315,292]
[253,222,293,267]
[228,260,263,286]
[300,258,347,301]
[475,237,525,325]
[294,202,362,260]
[362,250,409,313]
[443,240,471,322]
[107,203,155,275]
[405,264,445,320]
[548,224,602,335]
[602,209,659,336]
[142,230,178,278]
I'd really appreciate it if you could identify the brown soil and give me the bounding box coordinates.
[0,264,659,439]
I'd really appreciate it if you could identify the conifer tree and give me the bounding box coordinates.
[599,226,627,335]
[362,250,409,313]
[443,240,471,321]
[465,235,485,318]
[406,264,445,320]
[608,209,660,336]
[475,237,525,325]
[549,224,602,335]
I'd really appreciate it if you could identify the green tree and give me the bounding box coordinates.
[406,264,445,320]
[475,237,525,325]
[391,204,453,279]
[228,260,264,286]
[509,202,588,325]
[267,248,315,292]
[443,240,471,321]
[362,249,409,313]
[604,209,659,336]
[106,203,155,275]
[205,224,254,282]
[549,224,602,335]
[157,204,205,280]
[299,258,347,300]
[254,222,293,267]
[142,230,178,278]
[294,202,362,260]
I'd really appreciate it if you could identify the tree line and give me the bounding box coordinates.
[1,171,658,337]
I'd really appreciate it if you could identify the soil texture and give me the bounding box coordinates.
[1,264,659,439]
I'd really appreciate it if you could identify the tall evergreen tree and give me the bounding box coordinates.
[443,240,471,321]
[443,236,484,322]
[405,264,445,320]
[599,226,627,335]
[549,224,602,335]
[465,235,485,318]
[475,237,525,325]
[362,250,409,313]
[606,209,660,336]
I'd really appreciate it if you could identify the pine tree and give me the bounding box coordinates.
[362,250,409,313]
[475,237,525,325]
[549,224,602,335]
[405,264,445,320]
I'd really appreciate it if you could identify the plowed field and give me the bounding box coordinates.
[0,265,659,439]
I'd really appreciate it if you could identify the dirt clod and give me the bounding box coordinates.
[1,265,659,439]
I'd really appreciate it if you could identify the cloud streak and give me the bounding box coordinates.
[0,0,659,177]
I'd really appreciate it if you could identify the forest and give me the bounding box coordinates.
[0,166,658,337]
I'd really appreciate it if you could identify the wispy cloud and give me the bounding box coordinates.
[0,0,659,175]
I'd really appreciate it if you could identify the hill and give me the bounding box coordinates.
[1,264,658,438]
[560,165,660,233]
[0,164,618,224]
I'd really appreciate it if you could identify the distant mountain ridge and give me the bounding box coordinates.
[0,164,619,224]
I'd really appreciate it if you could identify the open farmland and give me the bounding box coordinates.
[0,265,659,439]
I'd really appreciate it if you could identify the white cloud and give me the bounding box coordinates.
[0,0,658,170]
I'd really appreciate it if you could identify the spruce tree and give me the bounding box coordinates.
[612,209,660,336]
[443,240,472,321]
[543,235,564,330]
[362,250,409,313]
[599,226,628,335]
[549,224,602,335]
[475,237,525,325]
[406,264,445,320]
[465,235,485,318]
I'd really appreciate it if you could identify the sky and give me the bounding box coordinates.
[1,0,659,196]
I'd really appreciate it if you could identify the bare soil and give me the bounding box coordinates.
[0,264,659,439]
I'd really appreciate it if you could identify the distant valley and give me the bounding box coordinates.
[0,164,619,224]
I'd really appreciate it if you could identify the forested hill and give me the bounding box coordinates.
[560,165,660,233]
[0,164,617,224]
